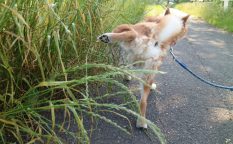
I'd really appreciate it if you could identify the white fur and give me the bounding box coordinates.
[159,16,183,42]
[104,33,113,42]
[151,83,157,90]
[120,37,144,55]
[144,41,161,59]
[121,38,162,62]
[136,117,147,129]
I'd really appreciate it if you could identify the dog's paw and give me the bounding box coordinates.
[151,83,157,90]
[97,33,111,43]
[136,117,147,129]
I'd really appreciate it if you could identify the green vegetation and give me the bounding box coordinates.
[145,5,164,16]
[0,0,166,143]
[176,2,233,32]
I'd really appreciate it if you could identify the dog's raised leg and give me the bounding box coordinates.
[97,27,136,43]
[97,32,136,43]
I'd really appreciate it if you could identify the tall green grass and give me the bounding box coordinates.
[176,2,233,32]
[145,5,164,17]
[0,0,165,143]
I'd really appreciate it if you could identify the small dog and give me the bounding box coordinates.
[97,9,189,129]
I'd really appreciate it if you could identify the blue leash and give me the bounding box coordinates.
[169,47,233,91]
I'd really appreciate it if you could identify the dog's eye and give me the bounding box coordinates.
[154,42,158,46]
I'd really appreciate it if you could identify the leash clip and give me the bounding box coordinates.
[169,46,176,61]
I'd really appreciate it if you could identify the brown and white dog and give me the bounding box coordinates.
[97,9,189,129]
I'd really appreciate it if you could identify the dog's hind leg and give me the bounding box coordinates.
[97,30,136,43]
[114,31,136,42]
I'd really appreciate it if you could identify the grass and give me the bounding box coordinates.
[175,2,233,32]
[145,5,164,17]
[0,0,166,143]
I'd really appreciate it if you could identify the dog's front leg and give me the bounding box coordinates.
[136,75,155,129]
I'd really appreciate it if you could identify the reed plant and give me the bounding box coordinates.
[0,0,165,143]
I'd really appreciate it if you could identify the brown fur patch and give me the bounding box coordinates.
[132,23,152,37]
[112,24,132,33]
[111,31,137,42]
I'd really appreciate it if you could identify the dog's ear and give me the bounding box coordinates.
[182,15,190,26]
[164,8,170,16]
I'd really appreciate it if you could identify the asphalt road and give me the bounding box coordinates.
[89,18,233,144]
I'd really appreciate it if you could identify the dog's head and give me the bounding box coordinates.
[157,8,189,49]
